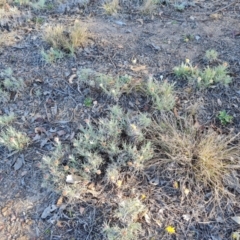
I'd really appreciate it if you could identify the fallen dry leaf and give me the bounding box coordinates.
[56,196,63,206]
[136,18,143,25]
[56,221,64,228]
[79,207,85,215]
[13,156,24,171]
[68,74,77,84]
[41,205,57,219]
[217,99,222,106]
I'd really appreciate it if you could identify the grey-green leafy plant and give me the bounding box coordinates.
[205,49,218,62]
[115,198,146,223]
[104,198,145,240]
[77,69,134,100]
[104,222,142,240]
[218,110,233,125]
[174,2,186,11]
[173,61,197,79]
[0,68,25,103]
[0,113,15,126]
[41,48,64,64]
[41,105,153,197]
[78,69,176,110]
[144,76,175,111]
[0,126,30,151]
[174,60,232,88]
[197,64,232,87]
[0,67,25,91]
[0,88,10,103]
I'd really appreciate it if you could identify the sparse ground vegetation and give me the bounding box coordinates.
[0,1,240,239]
[0,68,25,103]
[43,21,89,55]
[218,110,233,125]
[0,126,30,151]
[205,49,219,62]
[102,0,120,15]
[148,113,240,190]
[174,58,232,88]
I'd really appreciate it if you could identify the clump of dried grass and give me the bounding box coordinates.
[0,32,16,47]
[148,113,240,190]
[141,0,160,14]
[0,4,20,19]
[102,0,120,15]
[43,21,89,54]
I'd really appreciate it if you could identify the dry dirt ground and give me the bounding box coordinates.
[0,0,240,239]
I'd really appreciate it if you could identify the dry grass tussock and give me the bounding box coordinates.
[141,0,160,13]
[147,113,240,191]
[102,0,120,15]
[0,32,17,47]
[0,3,20,18]
[43,20,89,54]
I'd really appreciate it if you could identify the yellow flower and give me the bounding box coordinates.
[173,181,179,189]
[232,232,240,240]
[141,194,146,200]
[116,180,122,188]
[130,124,137,131]
[165,226,176,234]
[185,58,190,64]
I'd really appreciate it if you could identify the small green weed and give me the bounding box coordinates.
[45,3,54,10]
[44,229,51,235]
[218,110,233,125]
[183,34,194,42]
[84,97,93,107]
[33,16,44,25]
